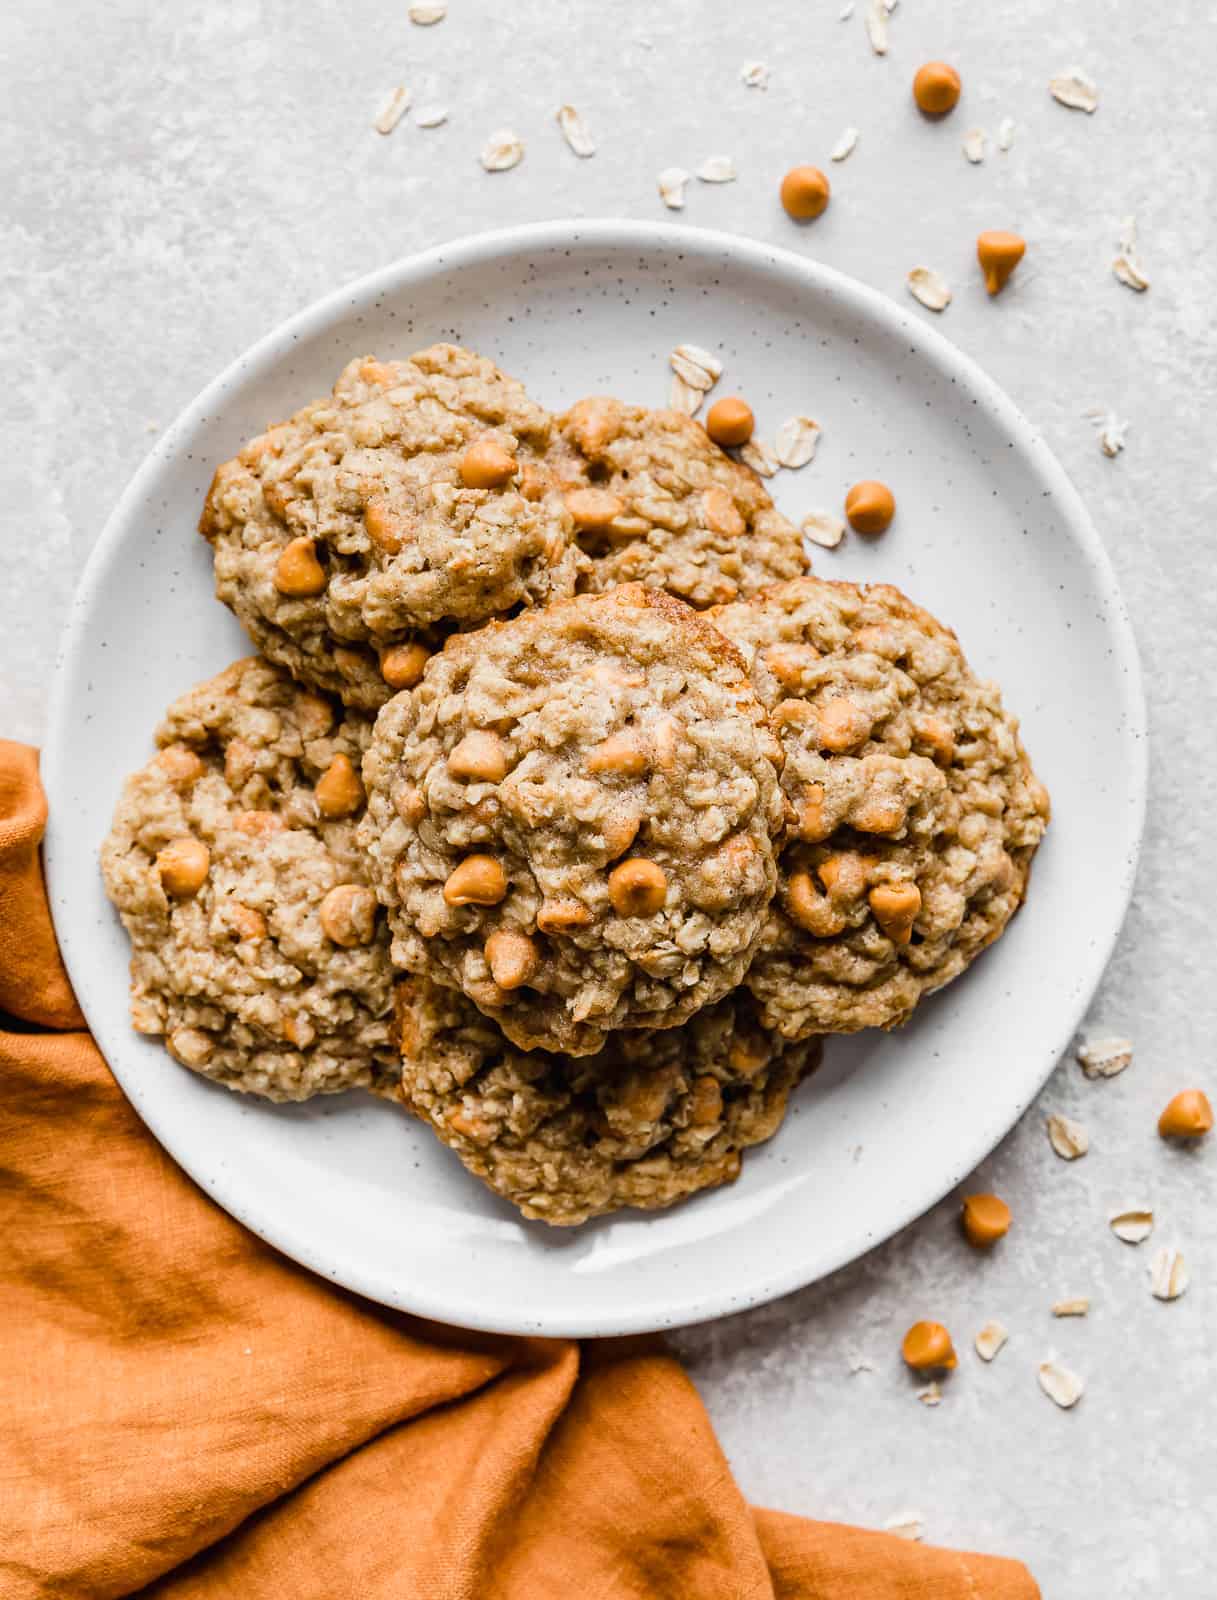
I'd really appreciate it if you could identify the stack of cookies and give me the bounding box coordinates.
[102,345,1049,1225]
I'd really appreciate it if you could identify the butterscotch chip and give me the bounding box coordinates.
[360,585,786,1055]
[395,978,819,1224]
[711,578,1048,1039]
[101,657,398,1102]
[199,344,585,710]
[551,397,807,609]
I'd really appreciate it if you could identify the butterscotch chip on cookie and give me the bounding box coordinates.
[397,978,820,1224]
[359,584,786,1056]
[199,345,585,711]
[101,658,399,1100]
[711,578,1050,1038]
[552,397,808,608]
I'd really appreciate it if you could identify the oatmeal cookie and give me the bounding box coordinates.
[101,657,399,1100]
[360,584,786,1056]
[711,578,1050,1038]
[550,397,808,608]
[397,978,820,1225]
[199,345,585,711]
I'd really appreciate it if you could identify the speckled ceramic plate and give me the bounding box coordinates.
[43,221,1145,1337]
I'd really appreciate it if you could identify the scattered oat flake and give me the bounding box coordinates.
[668,374,703,417]
[839,0,855,17]
[1097,414,1129,458]
[657,166,690,210]
[1076,1035,1132,1078]
[962,127,987,164]
[408,0,446,21]
[740,439,779,478]
[480,129,524,172]
[906,267,952,313]
[847,1352,875,1375]
[916,1382,942,1407]
[883,1511,925,1542]
[1052,1298,1090,1318]
[1047,1113,1088,1160]
[865,0,892,55]
[802,512,846,550]
[1113,216,1150,291]
[741,61,770,89]
[697,155,737,183]
[1110,1208,1154,1244]
[556,105,596,158]
[975,1321,1009,1362]
[831,127,859,162]
[997,117,1016,152]
[669,344,722,391]
[374,86,412,135]
[1150,1247,1189,1301]
[775,416,822,469]
[414,105,448,128]
[1038,1359,1085,1409]
[1050,69,1099,113]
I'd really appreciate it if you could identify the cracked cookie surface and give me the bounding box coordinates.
[360,584,785,1056]
[397,977,819,1224]
[101,657,399,1100]
[711,578,1050,1038]
[551,397,808,608]
[200,344,585,710]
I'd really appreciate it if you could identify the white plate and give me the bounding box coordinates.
[43,221,1146,1337]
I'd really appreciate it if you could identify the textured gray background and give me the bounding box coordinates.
[3,1,1214,1592]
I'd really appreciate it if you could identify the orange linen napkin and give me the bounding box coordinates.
[0,740,1039,1600]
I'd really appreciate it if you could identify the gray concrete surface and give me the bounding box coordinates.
[3,1,1215,1591]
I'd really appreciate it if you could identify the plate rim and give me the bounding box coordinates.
[42,218,1148,1336]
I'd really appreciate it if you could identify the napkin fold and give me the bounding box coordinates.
[0,740,1038,1599]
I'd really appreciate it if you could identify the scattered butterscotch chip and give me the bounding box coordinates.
[916,1382,942,1407]
[774,416,822,469]
[697,155,737,183]
[906,267,952,312]
[962,127,987,164]
[740,60,770,89]
[901,1321,957,1372]
[1112,216,1151,292]
[780,166,831,221]
[977,231,1025,296]
[556,105,596,158]
[739,439,779,479]
[1046,1113,1088,1160]
[480,129,524,172]
[1149,1246,1189,1301]
[844,480,895,534]
[1109,1209,1154,1245]
[1038,1359,1085,1409]
[1158,1089,1213,1140]
[801,511,846,550]
[670,343,723,392]
[705,397,755,448]
[974,1321,1009,1362]
[1049,69,1099,113]
[374,85,412,135]
[961,1193,1011,1248]
[830,127,859,162]
[883,1511,924,1542]
[1052,1298,1090,1318]
[913,61,961,116]
[1076,1035,1133,1079]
